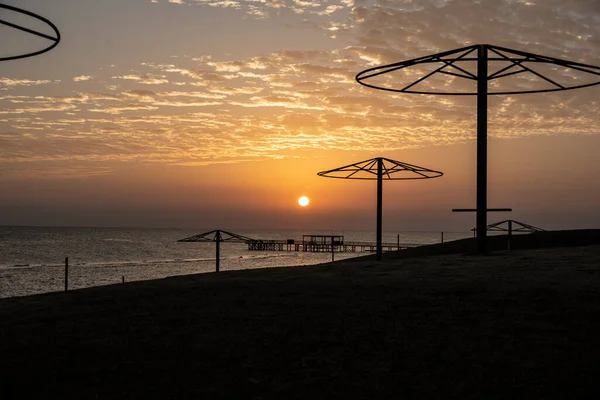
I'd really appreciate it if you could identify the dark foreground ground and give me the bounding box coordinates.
[1,242,600,399]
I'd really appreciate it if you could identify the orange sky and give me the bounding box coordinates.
[1,0,600,232]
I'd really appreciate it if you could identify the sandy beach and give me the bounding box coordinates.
[1,240,600,399]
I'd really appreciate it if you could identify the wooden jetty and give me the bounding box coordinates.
[246,234,420,253]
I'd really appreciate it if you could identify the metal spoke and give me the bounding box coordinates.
[490,47,565,89]
[487,56,528,80]
[0,19,57,41]
[489,68,528,80]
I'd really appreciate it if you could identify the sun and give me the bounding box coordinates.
[298,196,310,207]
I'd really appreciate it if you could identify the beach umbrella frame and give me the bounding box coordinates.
[355,44,600,253]
[471,219,545,251]
[317,157,443,261]
[178,230,255,272]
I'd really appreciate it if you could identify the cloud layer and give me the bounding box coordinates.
[1,0,599,178]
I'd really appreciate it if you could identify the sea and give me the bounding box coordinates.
[0,226,472,299]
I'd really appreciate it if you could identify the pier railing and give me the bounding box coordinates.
[245,239,421,253]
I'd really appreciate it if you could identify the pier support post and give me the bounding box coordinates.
[331,236,335,263]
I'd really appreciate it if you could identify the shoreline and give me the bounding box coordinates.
[1,243,600,398]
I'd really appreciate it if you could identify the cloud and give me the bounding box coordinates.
[0,78,59,87]
[149,0,352,22]
[73,76,93,82]
[112,73,170,85]
[1,0,599,178]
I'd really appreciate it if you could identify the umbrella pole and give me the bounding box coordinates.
[376,158,383,261]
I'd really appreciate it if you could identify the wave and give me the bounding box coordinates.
[0,263,58,270]
[0,257,218,270]
[237,253,291,261]
[0,252,306,271]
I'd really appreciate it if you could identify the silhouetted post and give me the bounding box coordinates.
[215,232,221,272]
[508,219,513,251]
[441,232,444,243]
[477,44,488,254]
[122,276,125,284]
[331,236,335,263]
[376,158,383,260]
[64,257,68,292]
[451,48,502,254]
[397,234,400,250]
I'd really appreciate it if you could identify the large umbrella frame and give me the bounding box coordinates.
[356,44,600,253]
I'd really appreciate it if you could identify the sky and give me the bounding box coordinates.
[1,0,600,232]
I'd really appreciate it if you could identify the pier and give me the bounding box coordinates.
[180,231,423,255]
[246,234,420,253]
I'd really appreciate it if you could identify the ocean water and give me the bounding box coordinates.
[0,226,471,299]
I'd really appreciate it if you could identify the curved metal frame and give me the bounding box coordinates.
[355,44,600,253]
[356,44,600,95]
[1,3,61,61]
[317,157,443,180]
[318,157,443,261]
